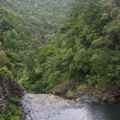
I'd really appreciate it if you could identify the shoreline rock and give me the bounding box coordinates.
[74,85,120,104]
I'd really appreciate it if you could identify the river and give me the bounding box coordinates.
[21,93,120,120]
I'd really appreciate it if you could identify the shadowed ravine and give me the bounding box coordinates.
[21,93,120,120]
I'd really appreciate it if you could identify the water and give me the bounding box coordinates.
[21,93,120,120]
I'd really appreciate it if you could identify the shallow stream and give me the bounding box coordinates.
[21,93,120,120]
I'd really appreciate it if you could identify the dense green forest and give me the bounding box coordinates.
[0,0,72,119]
[0,0,120,119]
[19,0,120,95]
[1,0,72,42]
[0,0,72,90]
[0,3,43,119]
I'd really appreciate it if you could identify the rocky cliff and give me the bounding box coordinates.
[0,74,24,114]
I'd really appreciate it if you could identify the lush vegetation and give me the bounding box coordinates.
[0,0,120,118]
[0,95,21,120]
[0,0,72,119]
[0,0,73,93]
[20,0,120,95]
[1,0,72,42]
[1,0,120,93]
[0,5,24,119]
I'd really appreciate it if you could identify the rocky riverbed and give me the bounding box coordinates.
[21,93,77,120]
[21,93,120,120]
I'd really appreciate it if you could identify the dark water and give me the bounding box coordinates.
[50,103,120,120]
[21,94,120,120]
[88,103,120,120]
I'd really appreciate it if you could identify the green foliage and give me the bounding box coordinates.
[0,51,9,67]
[66,90,74,99]
[24,0,120,93]
[0,66,9,74]
[0,95,21,120]
[1,0,73,42]
[0,0,74,93]
[76,84,87,92]
[1,0,120,98]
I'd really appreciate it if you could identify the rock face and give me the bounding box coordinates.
[21,93,72,120]
[0,74,7,114]
[75,86,120,104]
[0,73,24,114]
[21,93,93,120]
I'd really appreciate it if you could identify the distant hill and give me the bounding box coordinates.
[1,0,72,38]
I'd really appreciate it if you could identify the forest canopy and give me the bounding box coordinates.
[0,0,120,98]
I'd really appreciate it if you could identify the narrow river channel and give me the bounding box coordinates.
[21,93,120,120]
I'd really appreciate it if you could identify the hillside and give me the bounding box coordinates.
[0,1,73,119]
[1,0,72,42]
[1,0,119,97]
[0,0,120,119]
[21,0,120,100]
[0,4,24,119]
